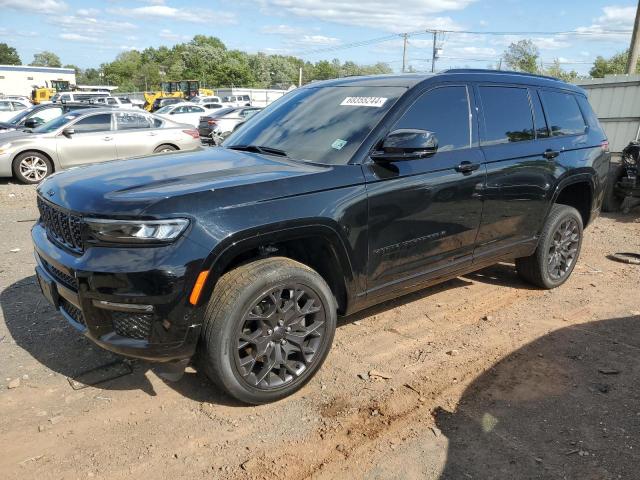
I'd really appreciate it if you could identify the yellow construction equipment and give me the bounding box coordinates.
[143,80,201,111]
[31,80,71,104]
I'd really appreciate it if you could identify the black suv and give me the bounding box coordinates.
[0,102,112,132]
[32,70,609,404]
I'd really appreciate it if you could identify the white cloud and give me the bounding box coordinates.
[574,5,635,41]
[299,35,340,46]
[255,0,475,33]
[59,33,99,43]
[159,29,191,42]
[261,24,306,35]
[108,5,235,24]
[0,0,67,14]
[77,8,100,16]
[531,36,570,50]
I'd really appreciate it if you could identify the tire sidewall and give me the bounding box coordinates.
[538,206,583,288]
[154,145,177,154]
[208,265,337,404]
[12,152,52,184]
[602,163,625,212]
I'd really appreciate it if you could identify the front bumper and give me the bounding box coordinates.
[31,222,209,362]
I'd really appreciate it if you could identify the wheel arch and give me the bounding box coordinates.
[549,173,595,227]
[154,143,180,152]
[198,223,356,315]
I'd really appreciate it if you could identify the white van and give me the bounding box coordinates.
[221,95,252,107]
[51,91,110,103]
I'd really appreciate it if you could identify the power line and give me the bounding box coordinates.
[294,28,633,56]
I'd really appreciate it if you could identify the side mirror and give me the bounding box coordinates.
[62,128,75,138]
[24,118,42,129]
[370,129,438,162]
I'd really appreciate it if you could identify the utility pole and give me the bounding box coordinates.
[431,30,437,73]
[628,0,640,74]
[298,67,302,87]
[402,33,408,73]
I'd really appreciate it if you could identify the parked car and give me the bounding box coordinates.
[192,96,222,104]
[0,108,201,183]
[221,94,252,107]
[210,107,262,137]
[150,97,183,112]
[0,99,31,122]
[51,91,110,103]
[0,102,113,133]
[197,107,236,140]
[155,102,217,128]
[2,95,32,104]
[93,96,140,109]
[31,70,609,404]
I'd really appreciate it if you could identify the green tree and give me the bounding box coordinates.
[590,50,630,77]
[503,40,539,73]
[30,51,62,67]
[543,59,578,82]
[0,43,21,65]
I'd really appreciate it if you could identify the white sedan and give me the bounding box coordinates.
[154,102,220,128]
[0,99,30,122]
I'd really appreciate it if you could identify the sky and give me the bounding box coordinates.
[0,0,637,75]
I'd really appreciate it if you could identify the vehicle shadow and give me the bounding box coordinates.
[435,315,640,479]
[0,275,242,406]
[600,210,640,224]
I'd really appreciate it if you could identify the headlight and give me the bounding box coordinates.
[85,218,189,244]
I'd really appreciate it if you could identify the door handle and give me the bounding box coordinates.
[455,161,480,174]
[543,149,559,160]
[102,136,113,141]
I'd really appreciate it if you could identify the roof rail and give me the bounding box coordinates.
[443,68,562,82]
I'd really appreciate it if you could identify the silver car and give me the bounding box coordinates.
[0,109,202,183]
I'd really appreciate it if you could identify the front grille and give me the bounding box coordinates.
[37,196,83,253]
[111,312,153,340]
[43,259,78,291]
[60,298,85,326]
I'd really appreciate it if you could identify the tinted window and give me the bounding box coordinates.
[72,114,112,133]
[0,101,11,111]
[225,86,406,165]
[539,90,587,136]
[480,86,534,145]
[530,90,549,138]
[107,98,117,105]
[575,95,600,130]
[393,86,470,152]
[116,112,152,130]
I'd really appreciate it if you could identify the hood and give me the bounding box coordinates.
[0,130,36,143]
[37,147,335,216]
[0,121,15,131]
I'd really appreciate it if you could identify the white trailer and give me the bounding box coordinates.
[215,87,294,107]
[0,65,76,97]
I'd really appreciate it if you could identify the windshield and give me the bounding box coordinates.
[155,105,173,114]
[224,86,406,165]
[33,113,80,133]
[7,106,36,125]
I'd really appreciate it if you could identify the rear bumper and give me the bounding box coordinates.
[31,222,209,362]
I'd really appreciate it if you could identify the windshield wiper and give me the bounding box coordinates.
[227,145,289,157]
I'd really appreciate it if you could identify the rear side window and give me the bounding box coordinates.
[575,95,600,129]
[479,86,534,145]
[116,112,152,130]
[539,90,587,136]
[393,86,471,152]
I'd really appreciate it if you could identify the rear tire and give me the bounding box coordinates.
[12,151,53,184]
[199,257,337,404]
[516,204,583,289]
[602,162,625,212]
[153,144,177,154]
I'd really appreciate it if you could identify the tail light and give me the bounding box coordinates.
[207,119,217,126]
[182,129,199,139]
[601,140,609,152]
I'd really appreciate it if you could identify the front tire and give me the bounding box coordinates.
[199,257,337,404]
[12,151,53,184]
[516,204,583,289]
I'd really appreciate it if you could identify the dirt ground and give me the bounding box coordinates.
[0,180,639,480]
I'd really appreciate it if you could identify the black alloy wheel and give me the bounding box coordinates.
[234,285,326,389]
